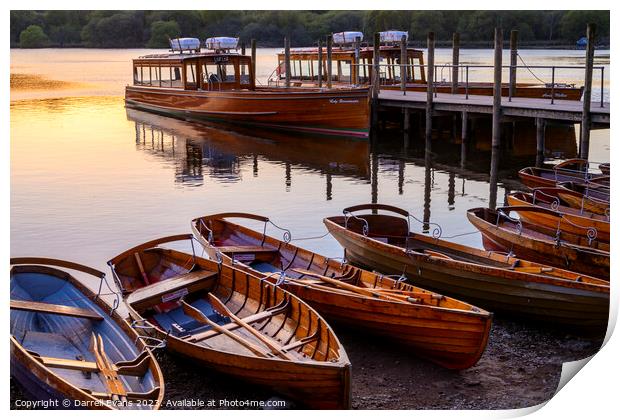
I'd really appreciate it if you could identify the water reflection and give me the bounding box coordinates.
[127,108,371,196]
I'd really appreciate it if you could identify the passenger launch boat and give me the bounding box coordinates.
[10,258,164,409]
[192,213,492,370]
[324,204,609,331]
[273,31,584,100]
[107,234,351,409]
[125,37,370,138]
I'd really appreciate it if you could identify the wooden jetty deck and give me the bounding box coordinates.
[378,90,610,125]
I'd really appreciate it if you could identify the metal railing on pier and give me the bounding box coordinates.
[351,63,607,107]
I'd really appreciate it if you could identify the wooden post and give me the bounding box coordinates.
[536,118,546,167]
[371,32,380,129]
[460,111,468,169]
[371,152,378,206]
[489,27,503,210]
[580,23,596,160]
[451,33,460,94]
[354,36,361,85]
[240,42,246,76]
[251,39,257,83]
[284,37,291,88]
[400,34,407,95]
[425,32,435,164]
[317,40,323,88]
[326,173,333,201]
[326,35,333,89]
[509,30,518,101]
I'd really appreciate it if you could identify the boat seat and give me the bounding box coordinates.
[218,245,278,255]
[151,298,228,337]
[127,269,218,310]
[22,331,108,393]
[10,299,103,321]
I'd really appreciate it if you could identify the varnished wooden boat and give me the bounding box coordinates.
[518,165,609,189]
[535,185,610,216]
[107,234,351,409]
[467,207,610,281]
[125,48,369,138]
[10,258,164,409]
[191,213,492,370]
[507,191,610,243]
[323,204,609,330]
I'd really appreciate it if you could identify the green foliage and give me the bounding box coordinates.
[9,10,611,48]
[147,21,182,48]
[19,25,50,48]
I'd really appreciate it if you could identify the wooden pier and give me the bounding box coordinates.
[378,90,610,125]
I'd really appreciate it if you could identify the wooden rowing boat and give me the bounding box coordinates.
[518,164,609,189]
[323,204,609,331]
[191,213,492,370]
[467,207,610,281]
[107,234,351,409]
[126,49,369,138]
[506,191,610,243]
[10,258,164,409]
[534,185,610,216]
[558,181,610,212]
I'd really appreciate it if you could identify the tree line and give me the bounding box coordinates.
[12,10,610,49]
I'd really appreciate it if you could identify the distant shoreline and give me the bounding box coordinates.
[9,43,611,50]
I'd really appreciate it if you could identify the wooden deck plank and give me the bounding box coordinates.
[127,269,218,309]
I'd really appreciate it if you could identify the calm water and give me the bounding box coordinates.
[10,48,610,295]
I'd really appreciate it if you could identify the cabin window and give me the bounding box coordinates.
[185,63,198,88]
[154,66,183,88]
[203,64,236,84]
[239,63,251,85]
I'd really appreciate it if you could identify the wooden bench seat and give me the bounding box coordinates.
[10,299,103,321]
[127,269,218,310]
[217,245,278,254]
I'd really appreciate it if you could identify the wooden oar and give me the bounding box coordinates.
[134,252,150,285]
[206,293,295,361]
[291,269,412,303]
[90,333,127,401]
[181,299,274,359]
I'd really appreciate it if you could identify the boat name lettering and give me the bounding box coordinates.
[214,56,229,63]
[329,99,360,104]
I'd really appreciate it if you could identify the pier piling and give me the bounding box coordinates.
[460,111,468,169]
[372,32,381,128]
[509,30,518,101]
[451,33,460,94]
[284,37,291,88]
[400,35,407,95]
[251,39,256,82]
[580,23,596,160]
[425,32,435,164]
[317,40,323,87]
[536,118,546,167]
[489,27,503,210]
[326,35,333,89]
[354,36,361,85]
